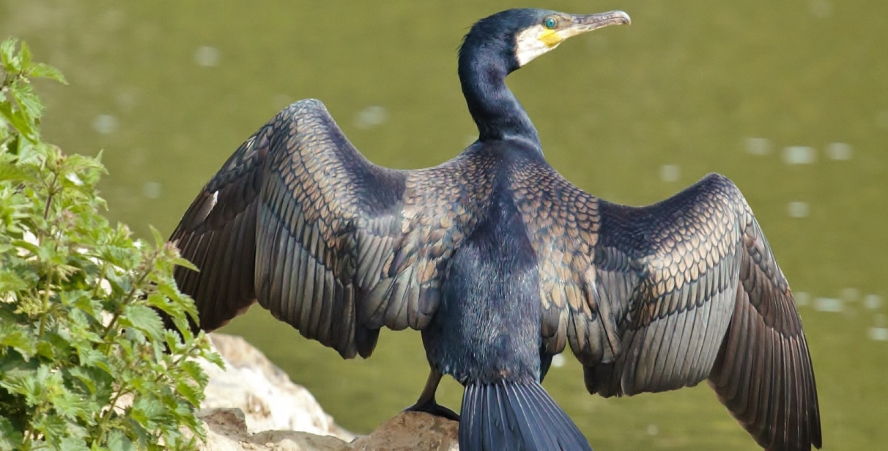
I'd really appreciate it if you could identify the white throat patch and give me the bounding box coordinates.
[515,24,563,67]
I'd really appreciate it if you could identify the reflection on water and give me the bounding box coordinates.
[870,327,888,342]
[871,314,888,341]
[814,297,843,313]
[141,181,162,199]
[92,113,118,134]
[787,201,810,218]
[3,0,887,449]
[865,294,883,310]
[353,105,389,130]
[744,137,771,155]
[826,142,853,161]
[193,45,220,68]
[783,146,816,165]
[658,163,680,182]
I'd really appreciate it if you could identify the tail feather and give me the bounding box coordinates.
[460,381,592,451]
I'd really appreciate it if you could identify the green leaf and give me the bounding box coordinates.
[9,81,44,123]
[131,396,165,429]
[171,256,198,271]
[66,366,98,395]
[0,416,23,451]
[29,62,68,84]
[0,271,28,292]
[174,379,202,407]
[0,101,35,141]
[11,238,39,257]
[119,303,163,340]
[0,323,35,356]
[105,430,137,451]
[71,293,100,321]
[164,313,194,341]
[0,38,19,72]
[150,225,165,248]
[51,384,91,422]
[18,41,31,71]
[35,339,56,359]
[0,163,35,183]
[163,330,186,355]
[58,436,90,451]
[0,357,39,400]
[179,359,207,384]
[145,290,180,318]
[203,344,225,369]
[30,414,68,448]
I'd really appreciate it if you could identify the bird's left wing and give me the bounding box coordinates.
[588,173,821,451]
[171,99,474,359]
[513,169,820,450]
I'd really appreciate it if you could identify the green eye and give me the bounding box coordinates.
[543,17,557,29]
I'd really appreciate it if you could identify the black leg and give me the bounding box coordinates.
[539,347,553,383]
[405,368,460,421]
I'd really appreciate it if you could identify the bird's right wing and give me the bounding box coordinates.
[171,99,475,358]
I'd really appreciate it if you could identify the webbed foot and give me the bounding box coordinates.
[405,399,460,421]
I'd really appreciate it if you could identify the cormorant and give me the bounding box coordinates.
[169,8,821,451]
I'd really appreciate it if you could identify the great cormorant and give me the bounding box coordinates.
[169,8,821,451]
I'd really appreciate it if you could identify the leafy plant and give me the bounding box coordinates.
[0,38,221,450]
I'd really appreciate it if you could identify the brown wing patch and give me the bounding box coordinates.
[510,163,620,366]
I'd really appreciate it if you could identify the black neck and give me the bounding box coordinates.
[458,46,541,147]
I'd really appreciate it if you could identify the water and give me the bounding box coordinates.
[4,1,887,449]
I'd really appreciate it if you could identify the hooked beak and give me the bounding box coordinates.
[561,10,631,39]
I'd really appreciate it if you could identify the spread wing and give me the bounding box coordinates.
[514,171,821,451]
[593,174,820,451]
[170,99,481,359]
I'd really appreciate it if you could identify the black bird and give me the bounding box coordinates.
[169,8,821,451]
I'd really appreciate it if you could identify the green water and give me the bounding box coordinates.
[3,0,887,449]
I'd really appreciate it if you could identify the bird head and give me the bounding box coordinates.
[461,9,631,72]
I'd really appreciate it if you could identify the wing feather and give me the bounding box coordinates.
[518,169,820,450]
[170,99,481,358]
[583,173,821,450]
[707,208,822,450]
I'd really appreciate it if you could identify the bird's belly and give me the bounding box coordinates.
[421,204,542,385]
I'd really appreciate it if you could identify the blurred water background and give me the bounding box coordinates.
[2,0,886,449]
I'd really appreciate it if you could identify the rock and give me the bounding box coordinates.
[199,333,459,451]
[352,412,459,451]
[196,409,253,451]
[249,430,351,451]
[201,334,353,441]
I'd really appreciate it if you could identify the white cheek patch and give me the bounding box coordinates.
[515,25,562,67]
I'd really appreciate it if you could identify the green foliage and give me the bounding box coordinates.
[0,38,222,450]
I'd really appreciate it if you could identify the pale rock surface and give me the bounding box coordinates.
[200,334,351,439]
[351,412,459,451]
[198,333,459,451]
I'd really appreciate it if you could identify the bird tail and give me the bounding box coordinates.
[460,380,592,451]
